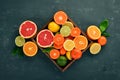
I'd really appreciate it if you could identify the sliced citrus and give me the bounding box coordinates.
[87,25,101,40]
[63,21,74,29]
[54,11,68,25]
[50,49,60,59]
[56,56,67,66]
[19,20,37,39]
[23,41,38,57]
[53,43,63,49]
[71,48,82,60]
[60,25,71,37]
[73,35,88,50]
[98,36,107,46]
[71,27,81,37]
[66,51,72,60]
[90,43,101,55]
[63,40,75,51]
[60,47,66,55]
[15,36,25,47]
[53,34,64,45]
[48,21,60,32]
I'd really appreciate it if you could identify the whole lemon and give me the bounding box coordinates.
[48,22,60,32]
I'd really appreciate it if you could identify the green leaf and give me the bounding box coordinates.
[42,47,53,53]
[102,32,110,37]
[99,19,109,33]
[12,47,24,57]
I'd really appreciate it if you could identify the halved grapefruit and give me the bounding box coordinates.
[36,29,54,48]
[19,20,37,39]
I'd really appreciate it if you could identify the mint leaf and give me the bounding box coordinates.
[100,19,109,33]
[12,47,24,57]
[42,47,53,53]
[102,32,110,37]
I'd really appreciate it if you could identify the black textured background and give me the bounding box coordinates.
[0,0,120,80]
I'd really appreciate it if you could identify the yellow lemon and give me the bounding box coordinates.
[90,43,101,55]
[66,51,72,60]
[63,40,75,51]
[48,21,60,32]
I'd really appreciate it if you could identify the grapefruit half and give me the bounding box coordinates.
[19,20,37,39]
[36,29,54,48]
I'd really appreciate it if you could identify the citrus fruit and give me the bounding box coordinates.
[73,35,88,50]
[90,43,101,55]
[63,40,75,51]
[53,34,64,45]
[66,51,72,60]
[23,41,38,57]
[19,20,37,39]
[54,11,68,25]
[15,36,25,47]
[50,49,60,59]
[87,25,101,40]
[71,27,81,37]
[36,29,54,48]
[60,47,66,55]
[56,56,67,66]
[53,43,63,49]
[60,25,71,37]
[98,36,107,46]
[63,21,74,29]
[71,48,82,60]
[48,21,60,32]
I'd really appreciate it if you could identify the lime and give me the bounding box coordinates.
[66,51,72,60]
[90,43,101,54]
[15,36,25,47]
[56,56,67,66]
[63,21,74,29]
[48,21,60,32]
[60,25,71,37]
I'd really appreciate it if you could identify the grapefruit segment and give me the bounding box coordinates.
[19,20,37,39]
[73,35,88,50]
[37,29,54,48]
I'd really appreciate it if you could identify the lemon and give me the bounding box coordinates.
[66,51,72,60]
[48,21,60,32]
[63,21,74,29]
[63,40,75,51]
[90,43,101,54]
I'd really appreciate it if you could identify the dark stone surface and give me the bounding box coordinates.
[0,0,120,80]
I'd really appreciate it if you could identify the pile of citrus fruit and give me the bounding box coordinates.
[14,11,109,71]
[36,11,88,67]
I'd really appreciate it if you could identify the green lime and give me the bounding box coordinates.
[56,56,67,67]
[60,25,71,37]
[15,36,25,47]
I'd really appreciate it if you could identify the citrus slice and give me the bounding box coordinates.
[53,34,64,45]
[66,51,72,60]
[50,49,60,59]
[60,47,66,55]
[48,21,60,32]
[73,35,88,50]
[63,21,74,29]
[15,36,25,47]
[98,36,107,46]
[36,29,54,48]
[87,25,101,40]
[54,11,68,25]
[19,20,37,39]
[53,43,63,49]
[56,56,67,66]
[60,25,71,37]
[23,41,38,57]
[63,40,75,51]
[71,27,81,37]
[90,43,101,55]
[71,48,82,60]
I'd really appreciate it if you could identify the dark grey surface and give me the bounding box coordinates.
[0,0,120,80]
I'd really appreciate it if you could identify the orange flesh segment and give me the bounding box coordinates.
[53,34,64,45]
[50,49,60,59]
[23,41,38,57]
[71,27,81,37]
[73,35,88,50]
